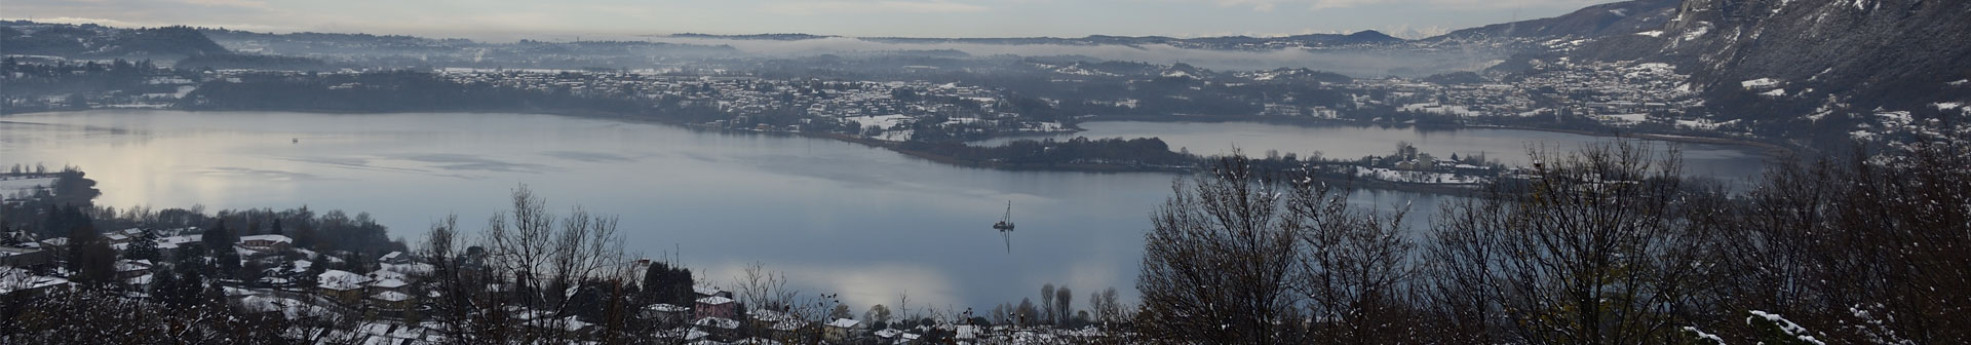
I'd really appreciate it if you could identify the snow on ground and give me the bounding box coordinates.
[1950,79,1969,86]
[1760,88,1788,97]
[1682,24,1711,41]
[1932,102,1964,111]
[1741,78,1781,89]
[841,114,912,130]
[1677,118,1738,130]
[1748,310,1828,345]
[1874,111,1913,125]
[1353,167,1485,185]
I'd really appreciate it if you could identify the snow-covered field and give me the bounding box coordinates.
[1353,167,1486,185]
[0,177,58,195]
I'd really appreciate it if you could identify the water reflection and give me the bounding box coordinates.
[3,111,1713,309]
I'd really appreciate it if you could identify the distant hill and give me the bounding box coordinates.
[668,33,837,41]
[1642,0,1971,112]
[1,21,230,59]
[1443,0,1971,143]
[1427,0,1681,41]
[861,31,1406,49]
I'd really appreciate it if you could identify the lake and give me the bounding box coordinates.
[0,110,1763,311]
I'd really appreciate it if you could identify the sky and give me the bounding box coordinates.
[5,0,1614,40]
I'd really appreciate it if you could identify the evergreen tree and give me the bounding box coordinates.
[66,223,118,287]
[201,221,235,252]
[123,228,161,262]
[641,261,693,306]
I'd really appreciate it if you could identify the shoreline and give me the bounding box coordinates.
[1078,114,1799,158]
[7,108,1772,197]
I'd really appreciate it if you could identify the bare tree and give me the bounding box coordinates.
[736,261,796,311]
[1054,286,1073,327]
[1288,175,1419,344]
[420,185,630,344]
[1040,283,1055,325]
[1137,153,1304,344]
[1427,142,1696,344]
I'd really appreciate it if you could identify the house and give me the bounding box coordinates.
[642,303,690,324]
[825,318,862,343]
[0,246,50,268]
[750,309,811,340]
[238,234,293,252]
[695,296,737,320]
[114,259,153,280]
[378,251,411,265]
[367,268,413,292]
[368,290,414,311]
[155,234,201,259]
[693,316,741,340]
[35,237,68,259]
[693,284,732,299]
[0,267,68,299]
[317,269,370,304]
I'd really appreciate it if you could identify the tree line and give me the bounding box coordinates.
[1135,132,1969,344]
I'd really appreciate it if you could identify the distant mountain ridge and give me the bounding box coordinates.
[0,21,230,59]
[668,30,1406,49]
[1428,0,1682,41]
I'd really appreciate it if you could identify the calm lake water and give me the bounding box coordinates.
[0,111,1763,310]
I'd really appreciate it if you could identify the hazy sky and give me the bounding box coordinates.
[6,0,1612,40]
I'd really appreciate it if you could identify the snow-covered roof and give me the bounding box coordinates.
[318,270,370,291]
[380,262,434,276]
[116,259,153,272]
[368,269,408,282]
[371,291,412,302]
[696,296,735,305]
[645,303,690,312]
[0,267,68,294]
[827,318,861,328]
[239,234,293,244]
[370,278,408,289]
[694,317,740,329]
